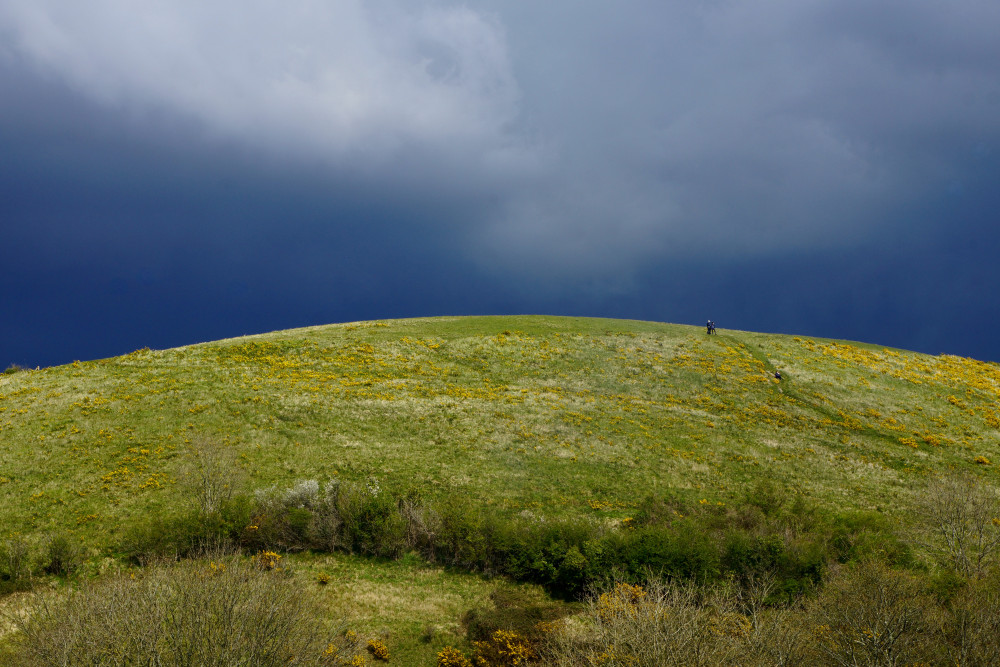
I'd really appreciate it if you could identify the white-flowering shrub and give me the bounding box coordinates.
[284,479,320,509]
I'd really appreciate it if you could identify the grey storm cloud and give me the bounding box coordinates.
[2,0,999,276]
[0,0,521,159]
[481,0,1000,269]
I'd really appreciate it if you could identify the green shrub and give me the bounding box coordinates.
[743,479,789,517]
[128,477,919,605]
[0,535,34,594]
[824,510,913,570]
[597,524,721,585]
[118,496,251,564]
[42,533,84,577]
[631,492,689,527]
[494,518,597,598]
[430,494,495,568]
[333,480,407,558]
[248,478,408,557]
[722,532,785,578]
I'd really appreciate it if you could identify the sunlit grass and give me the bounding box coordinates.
[2,314,999,552]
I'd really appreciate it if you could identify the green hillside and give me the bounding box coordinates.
[3,315,1000,664]
[3,315,997,540]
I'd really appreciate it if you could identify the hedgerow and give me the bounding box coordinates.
[114,477,908,601]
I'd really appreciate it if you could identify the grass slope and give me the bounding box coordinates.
[4,314,1000,662]
[2,314,999,545]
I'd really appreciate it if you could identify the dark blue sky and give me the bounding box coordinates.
[2,1,999,368]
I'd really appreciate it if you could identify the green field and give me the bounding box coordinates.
[3,315,1000,664]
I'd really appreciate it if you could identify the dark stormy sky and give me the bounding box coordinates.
[2,1,999,368]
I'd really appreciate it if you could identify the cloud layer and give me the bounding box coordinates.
[0,0,520,163]
[2,1,999,365]
[483,0,1000,267]
[4,0,999,270]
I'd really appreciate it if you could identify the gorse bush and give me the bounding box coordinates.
[472,629,536,666]
[11,555,355,666]
[366,638,390,662]
[462,585,571,652]
[436,646,473,667]
[253,549,283,571]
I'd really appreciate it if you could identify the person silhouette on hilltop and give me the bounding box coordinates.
[706,320,716,335]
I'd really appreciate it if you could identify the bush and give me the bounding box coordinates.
[743,479,789,517]
[721,532,786,579]
[432,494,495,568]
[11,555,353,666]
[472,629,536,666]
[118,496,251,564]
[366,638,390,662]
[250,478,408,557]
[42,533,84,577]
[334,479,408,557]
[938,572,1000,666]
[919,473,1000,578]
[185,435,244,515]
[542,579,744,666]
[498,518,597,598]
[437,646,473,667]
[0,535,34,594]
[597,523,721,585]
[827,510,912,566]
[807,559,936,666]
[631,492,689,527]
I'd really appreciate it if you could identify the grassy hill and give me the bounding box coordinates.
[3,315,1000,663]
[3,315,998,536]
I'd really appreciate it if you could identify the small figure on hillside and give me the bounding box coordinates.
[706,320,716,335]
[774,370,782,380]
